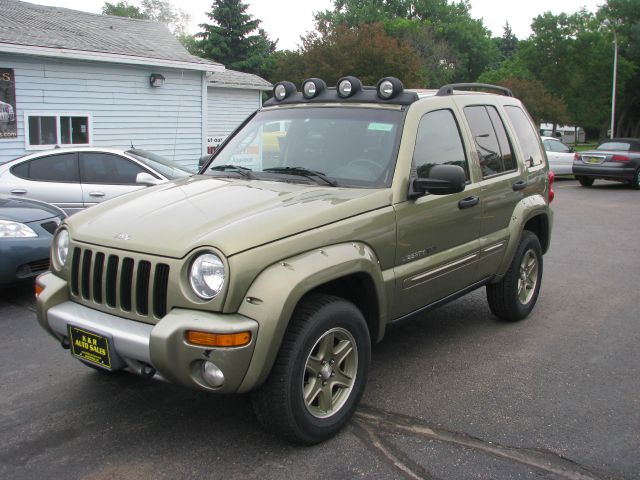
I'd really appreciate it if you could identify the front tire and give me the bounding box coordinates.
[486,231,543,322]
[578,176,594,187]
[252,294,371,444]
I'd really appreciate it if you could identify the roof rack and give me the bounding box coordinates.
[436,83,513,97]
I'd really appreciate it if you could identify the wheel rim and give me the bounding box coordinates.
[518,249,539,305]
[302,327,358,419]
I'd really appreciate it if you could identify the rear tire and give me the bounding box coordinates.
[578,176,594,187]
[252,294,371,444]
[487,231,543,322]
[631,169,640,190]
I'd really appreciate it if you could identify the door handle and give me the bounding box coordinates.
[10,189,27,195]
[512,180,528,191]
[89,191,105,197]
[458,196,479,209]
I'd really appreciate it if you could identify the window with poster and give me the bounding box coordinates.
[0,68,17,139]
[24,112,92,149]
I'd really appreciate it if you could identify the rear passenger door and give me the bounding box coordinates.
[79,152,152,208]
[460,103,525,281]
[8,152,84,215]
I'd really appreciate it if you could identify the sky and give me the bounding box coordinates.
[27,0,605,50]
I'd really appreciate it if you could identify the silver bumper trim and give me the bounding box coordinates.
[47,301,153,364]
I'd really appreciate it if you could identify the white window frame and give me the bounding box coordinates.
[24,112,93,150]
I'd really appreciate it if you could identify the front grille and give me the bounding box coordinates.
[70,247,170,319]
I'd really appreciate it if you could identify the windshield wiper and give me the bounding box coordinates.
[209,164,255,179]
[263,166,338,187]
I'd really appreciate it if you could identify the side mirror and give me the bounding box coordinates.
[411,164,466,196]
[136,172,163,186]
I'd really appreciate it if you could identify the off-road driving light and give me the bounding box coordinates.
[302,78,326,99]
[273,81,297,101]
[377,77,404,99]
[201,361,225,388]
[186,330,251,348]
[189,253,225,299]
[337,76,362,98]
[54,228,69,268]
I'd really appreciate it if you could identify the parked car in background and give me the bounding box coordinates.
[573,138,640,189]
[542,136,575,177]
[0,194,65,286]
[0,147,194,214]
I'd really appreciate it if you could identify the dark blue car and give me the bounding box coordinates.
[0,194,66,286]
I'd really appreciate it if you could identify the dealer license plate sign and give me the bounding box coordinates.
[68,325,113,369]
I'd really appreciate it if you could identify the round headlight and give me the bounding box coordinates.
[274,84,287,100]
[54,229,69,267]
[302,78,326,99]
[337,76,362,98]
[189,253,225,300]
[273,81,297,101]
[376,77,404,99]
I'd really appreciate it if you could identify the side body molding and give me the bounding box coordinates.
[236,242,387,393]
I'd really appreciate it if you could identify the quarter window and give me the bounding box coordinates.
[505,106,544,167]
[464,106,515,177]
[413,109,469,180]
[25,113,91,149]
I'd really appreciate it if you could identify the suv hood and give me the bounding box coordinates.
[67,176,392,258]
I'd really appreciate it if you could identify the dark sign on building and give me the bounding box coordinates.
[1,68,17,139]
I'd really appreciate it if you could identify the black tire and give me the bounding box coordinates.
[631,169,640,190]
[578,176,594,187]
[251,293,371,444]
[486,231,543,322]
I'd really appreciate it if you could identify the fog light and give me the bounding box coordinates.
[337,76,362,98]
[202,361,225,387]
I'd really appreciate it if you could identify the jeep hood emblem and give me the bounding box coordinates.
[115,232,132,240]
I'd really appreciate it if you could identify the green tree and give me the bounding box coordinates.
[101,0,189,35]
[102,1,147,19]
[197,0,277,75]
[269,23,424,88]
[498,77,570,127]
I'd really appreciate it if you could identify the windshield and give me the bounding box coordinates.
[126,149,194,179]
[203,107,404,187]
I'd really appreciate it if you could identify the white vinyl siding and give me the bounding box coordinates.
[207,87,261,140]
[0,54,204,169]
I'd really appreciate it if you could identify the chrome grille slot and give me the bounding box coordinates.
[69,246,170,320]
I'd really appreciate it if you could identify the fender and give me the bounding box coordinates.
[236,242,387,393]
[496,193,553,278]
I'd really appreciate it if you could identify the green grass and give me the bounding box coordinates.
[575,144,598,152]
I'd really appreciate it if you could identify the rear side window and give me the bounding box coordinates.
[80,153,147,184]
[413,109,469,180]
[505,106,544,167]
[464,105,515,177]
[11,153,79,182]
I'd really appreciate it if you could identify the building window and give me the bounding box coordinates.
[24,113,91,149]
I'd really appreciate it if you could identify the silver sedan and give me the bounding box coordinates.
[0,147,193,214]
[542,136,575,177]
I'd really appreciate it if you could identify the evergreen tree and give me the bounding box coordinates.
[197,0,277,75]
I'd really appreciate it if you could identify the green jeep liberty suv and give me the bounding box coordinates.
[36,77,553,444]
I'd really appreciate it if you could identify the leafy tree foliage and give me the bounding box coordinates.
[498,78,570,127]
[101,0,189,35]
[269,23,424,88]
[102,1,147,19]
[197,0,277,75]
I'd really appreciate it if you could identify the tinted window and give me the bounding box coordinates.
[547,139,570,153]
[80,153,146,184]
[505,106,544,167]
[464,106,515,177]
[28,116,57,146]
[11,153,79,182]
[597,142,631,151]
[413,109,469,179]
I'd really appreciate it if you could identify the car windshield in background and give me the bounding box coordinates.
[597,142,632,151]
[126,149,194,179]
[204,107,404,187]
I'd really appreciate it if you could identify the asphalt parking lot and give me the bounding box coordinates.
[1,179,639,480]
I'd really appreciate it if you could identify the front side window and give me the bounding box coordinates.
[11,153,79,182]
[80,153,147,184]
[505,106,544,167]
[25,113,91,149]
[413,109,469,180]
[464,105,515,177]
[205,107,404,188]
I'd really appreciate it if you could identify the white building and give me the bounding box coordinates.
[0,0,271,169]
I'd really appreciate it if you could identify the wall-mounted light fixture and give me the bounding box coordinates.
[149,73,165,88]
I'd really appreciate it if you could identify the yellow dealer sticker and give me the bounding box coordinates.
[68,326,112,369]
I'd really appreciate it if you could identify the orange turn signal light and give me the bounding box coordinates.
[35,283,44,297]
[186,330,251,347]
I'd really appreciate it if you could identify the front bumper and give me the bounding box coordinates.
[0,236,51,286]
[36,272,259,393]
[573,163,635,182]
